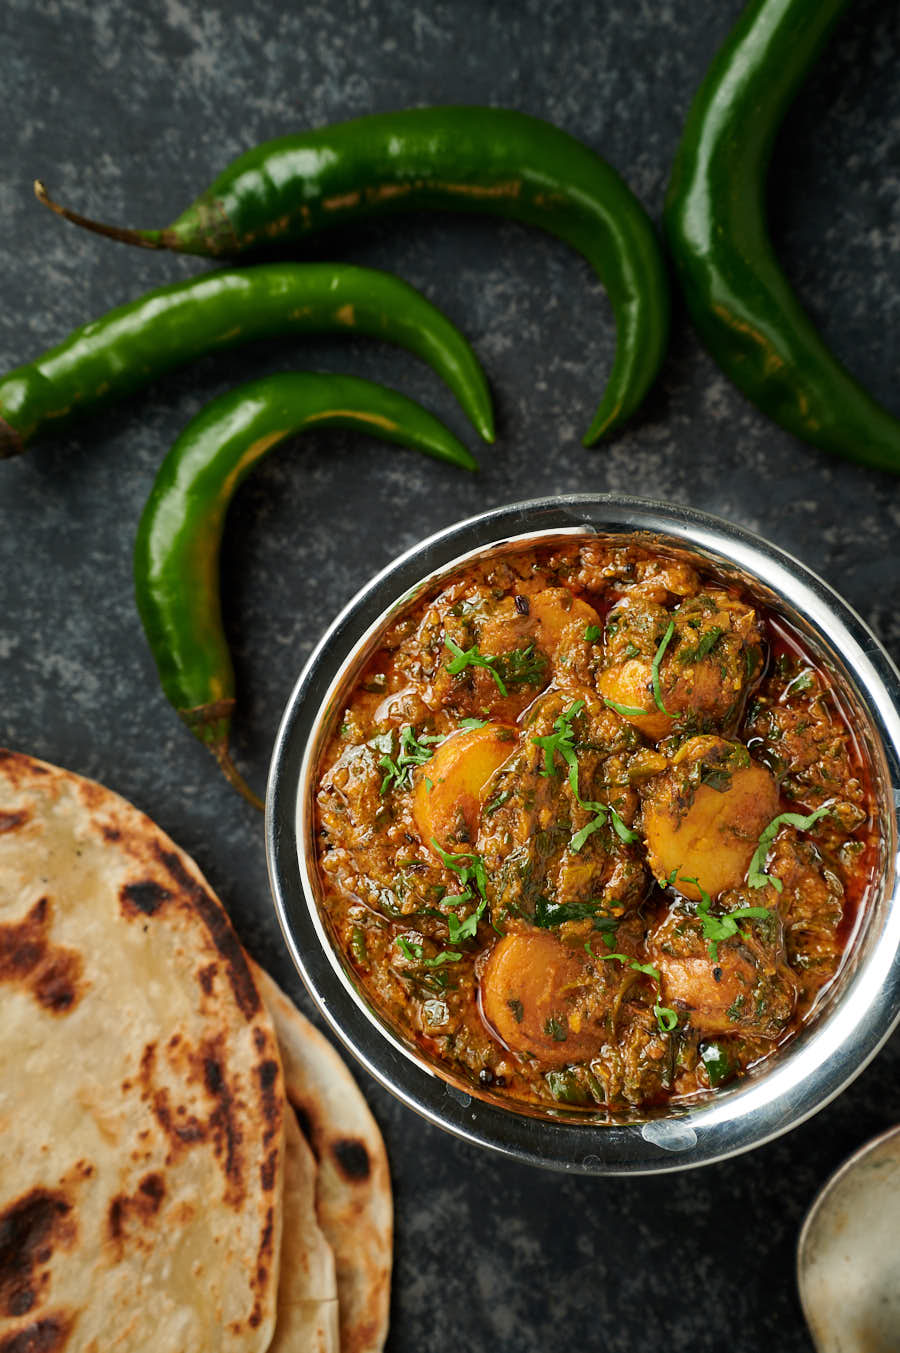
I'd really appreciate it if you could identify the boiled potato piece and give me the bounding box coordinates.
[599,592,765,741]
[480,932,603,1066]
[413,723,516,852]
[529,588,601,656]
[647,904,797,1038]
[655,952,760,1036]
[597,657,669,740]
[643,735,779,901]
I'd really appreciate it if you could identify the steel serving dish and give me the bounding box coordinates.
[266,496,900,1175]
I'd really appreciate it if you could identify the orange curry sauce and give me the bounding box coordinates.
[314,540,880,1115]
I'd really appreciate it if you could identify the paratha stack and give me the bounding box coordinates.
[0,749,391,1353]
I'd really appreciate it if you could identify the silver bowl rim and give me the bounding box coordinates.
[265,494,900,1176]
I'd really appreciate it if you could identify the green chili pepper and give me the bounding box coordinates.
[0,262,493,456]
[133,371,477,806]
[36,107,670,444]
[665,0,900,475]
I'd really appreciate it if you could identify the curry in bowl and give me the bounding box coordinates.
[312,536,878,1116]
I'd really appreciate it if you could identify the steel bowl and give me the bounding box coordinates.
[265,495,900,1174]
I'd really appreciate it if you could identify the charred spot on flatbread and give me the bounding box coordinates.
[0,749,49,788]
[331,1138,371,1183]
[287,1100,319,1159]
[0,899,84,1015]
[119,880,171,918]
[0,811,29,834]
[154,847,260,1021]
[0,1189,76,1318]
[106,1174,166,1258]
[0,1311,76,1353]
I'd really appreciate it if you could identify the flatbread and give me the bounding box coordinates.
[266,1109,339,1353]
[252,965,393,1353]
[0,750,285,1353]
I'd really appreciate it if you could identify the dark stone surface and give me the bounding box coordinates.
[2,2,899,1349]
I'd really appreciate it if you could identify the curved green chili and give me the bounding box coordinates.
[36,106,670,444]
[0,261,493,456]
[134,371,477,807]
[665,0,900,475]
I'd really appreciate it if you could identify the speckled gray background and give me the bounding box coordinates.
[2,1,899,1348]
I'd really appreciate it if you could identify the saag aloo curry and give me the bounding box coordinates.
[313,539,878,1115]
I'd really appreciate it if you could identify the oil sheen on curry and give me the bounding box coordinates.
[314,539,878,1115]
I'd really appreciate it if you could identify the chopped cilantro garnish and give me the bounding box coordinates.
[543,1015,567,1042]
[377,724,443,794]
[584,625,602,643]
[395,935,423,962]
[444,637,508,696]
[678,874,770,961]
[423,949,463,967]
[700,766,732,793]
[493,644,548,689]
[447,899,487,944]
[570,815,606,853]
[430,838,489,941]
[678,625,724,666]
[651,620,676,714]
[457,716,489,730]
[784,669,815,696]
[394,935,462,967]
[507,998,524,1023]
[484,788,512,815]
[534,897,620,929]
[431,838,488,897]
[602,696,647,718]
[531,701,639,854]
[747,803,832,892]
[599,951,678,1034]
[654,1003,679,1033]
[700,1041,733,1087]
[609,805,639,844]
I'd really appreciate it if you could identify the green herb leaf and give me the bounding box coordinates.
[570,815,606,853]
[444,637,507,696]
[679,626,724,666]
[457,716,489,730]
[446,898,487,944]
[784,669,815,696]
[600,952,678,1032]
[484,788,512,816]
[654,1003,679,1033]
[395,936,423,962]
[602,696,647,718]
[747,803,832,892]
[584,625,602,643]
[493,643,548,689]
[377,723,443,794]
[535,897,619,929]
[545,1068,590,1104]
[679,874,771,961]
[651,620,676,715]
[423,949,463,967]
[609,805,639,844]
[543,1015,567,1042]
[700,1041,733,1087]
[507,998,524,1023]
